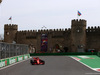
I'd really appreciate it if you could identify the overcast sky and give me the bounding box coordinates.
[0,0,100,34]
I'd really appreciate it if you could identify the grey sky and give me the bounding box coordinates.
[0,0,100,34]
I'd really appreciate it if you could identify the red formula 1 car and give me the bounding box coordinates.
[30,57,45,65]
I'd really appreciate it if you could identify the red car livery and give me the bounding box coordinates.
[30,57,45,65]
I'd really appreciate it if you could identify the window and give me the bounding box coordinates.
[77,30,80,32]
[6,32,9,35]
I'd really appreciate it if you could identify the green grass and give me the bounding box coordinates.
[72,55,100,68]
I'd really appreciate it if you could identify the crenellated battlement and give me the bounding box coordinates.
[16,28,71,38]
[17,28,71,33]
[38,28,65,32]
[72,19,86,22]
[4,24,18,30]
[18,30,37,33]
[72,19,86,26]
[86,26,100,32]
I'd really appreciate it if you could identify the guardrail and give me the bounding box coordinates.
[0,54,30,68]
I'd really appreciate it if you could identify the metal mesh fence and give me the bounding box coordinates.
[0,42,28,59]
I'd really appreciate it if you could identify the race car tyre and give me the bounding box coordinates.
[41,61,45,65]
[30,60,34,65]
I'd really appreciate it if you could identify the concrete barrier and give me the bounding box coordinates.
[0,54,30,68]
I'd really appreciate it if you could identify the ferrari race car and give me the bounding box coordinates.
[30,57,45,65]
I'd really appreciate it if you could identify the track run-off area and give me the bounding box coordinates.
[0,56,100,75]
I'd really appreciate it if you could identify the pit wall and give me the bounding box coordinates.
[0,54,30,68]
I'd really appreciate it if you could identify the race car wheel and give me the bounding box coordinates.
[30,60,34,65]
[42,61,45,65]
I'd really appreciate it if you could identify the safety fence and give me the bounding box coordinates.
[0,42,28,59]
[30,52,98,56]
[0,54,30,68]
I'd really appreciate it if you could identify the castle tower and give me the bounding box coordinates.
[4,24,18,43]
[71,19,86,52]
[0,0,2,3]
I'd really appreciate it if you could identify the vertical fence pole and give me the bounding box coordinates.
[9,44,10,57]
[0,43,1,59]
[5,43,6,58]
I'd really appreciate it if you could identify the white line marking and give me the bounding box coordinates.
[0,57,31,70]
[70,56,100,72]
[85,73,100,74]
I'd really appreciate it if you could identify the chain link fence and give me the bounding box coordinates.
[0,42,29,59]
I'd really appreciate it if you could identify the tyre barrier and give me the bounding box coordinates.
[0,54,30,68]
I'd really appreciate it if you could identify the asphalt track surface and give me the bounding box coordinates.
[0,56,100,75]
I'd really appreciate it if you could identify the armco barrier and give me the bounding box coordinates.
[30,52,98,56]
[0,54,30,68]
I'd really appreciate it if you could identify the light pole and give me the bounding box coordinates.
[41,26,47,30]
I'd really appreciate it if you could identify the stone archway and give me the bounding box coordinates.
[55,44,60,49]
[53,44,63,53]
[63,47,68,52]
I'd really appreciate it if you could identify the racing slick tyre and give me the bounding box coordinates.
[41,61,45,65]
[30,60,34,65]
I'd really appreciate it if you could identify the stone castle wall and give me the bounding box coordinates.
[86,26,100,51]
[15,28,71,52]
[71,19,86,52]
[4,24,18,43]
[4,19,100,52]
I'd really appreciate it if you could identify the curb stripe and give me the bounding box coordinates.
[70,56,100,72]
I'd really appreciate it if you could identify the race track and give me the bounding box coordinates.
[0,56,99,75]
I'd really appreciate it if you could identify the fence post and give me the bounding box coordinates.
[0,43,1,59]
[4,43,6,58]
